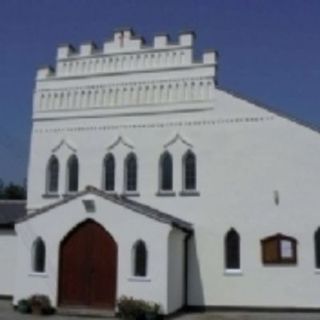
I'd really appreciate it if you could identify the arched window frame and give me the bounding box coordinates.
[67,154,79,193]
[32,237,46,273]
[103,153,115,192]
[182,150,197,191]
[315,228,320,269]
[124,152,138,193]
[159,151,173,192]
[46,155,59,194]
[225,228,241,271]
[132,240,148,277]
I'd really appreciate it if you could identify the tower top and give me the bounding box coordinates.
[34,29,217,118]
[37,28,217,80]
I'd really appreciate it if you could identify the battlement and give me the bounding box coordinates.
[57,28,195,58]
[34,29,217,116]
[36,28,217,80]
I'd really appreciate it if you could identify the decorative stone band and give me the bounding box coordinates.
[34,77,214,112]
[33,116,275,134]
[56,48,195,77]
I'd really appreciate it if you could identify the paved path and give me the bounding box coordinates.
[0,300,115,320]
[174,311,320,320]
[2,300,320,320]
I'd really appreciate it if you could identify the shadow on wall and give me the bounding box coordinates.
[188,235,204,307]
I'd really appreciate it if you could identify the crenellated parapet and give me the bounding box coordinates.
[56,28,194,58]
[34,29,217,114]
[36,66,55,80]
[36,29,217,80]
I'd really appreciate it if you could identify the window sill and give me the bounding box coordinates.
[62,192,78,198]
[128,276,151,282]
[103,190,117,195]
[28,272,48,278]
[224,269,243,276]
[179,190,200,197]
[42,193,60,199]
[156,191,176,197]
[315,269,320,274]
[122,191,140,197]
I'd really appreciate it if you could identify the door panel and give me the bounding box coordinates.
[59,220,117,308]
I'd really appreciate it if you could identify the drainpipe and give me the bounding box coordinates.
[184,231,193,309]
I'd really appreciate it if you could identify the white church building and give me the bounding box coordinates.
[1,28,320,314]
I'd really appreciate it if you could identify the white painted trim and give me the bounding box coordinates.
[156,190,176,197]
[122,191,140,197]
[28,273,49,278]
[127,277,151,282]
[224,269,243,276]
[38,63,214,82]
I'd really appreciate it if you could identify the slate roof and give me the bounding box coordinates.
[18,186,193,233]
[0,200,27,228]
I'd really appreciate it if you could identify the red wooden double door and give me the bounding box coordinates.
[59,220,117,309]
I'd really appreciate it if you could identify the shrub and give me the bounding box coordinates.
[27,294,55,315]
[17,299,30,314]
[117,296,161,320]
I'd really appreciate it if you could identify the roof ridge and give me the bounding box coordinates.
[219,86,320,135]
[18,186,192,232]
[86,186,192,231]
[119,194,191,227]
[0,200,26,203]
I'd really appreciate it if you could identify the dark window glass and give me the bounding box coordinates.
[160,152,173,191]
[104,154,115,191]
[47,156,59,193]
[33,238,46,273]
[68,155,79,192]
[134,240,147,277]
[225,229,240,269]
[184,151,196,190]
[315,229,320,269]
[126,153,137,191]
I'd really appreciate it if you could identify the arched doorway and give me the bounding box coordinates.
[58,219,117,309]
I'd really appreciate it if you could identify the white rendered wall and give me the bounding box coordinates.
[13,194,178,313]
[167,229,186,313]
[0,230,17,296]
[26,89,320,308]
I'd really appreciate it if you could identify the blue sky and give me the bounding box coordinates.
[1,0,320,183]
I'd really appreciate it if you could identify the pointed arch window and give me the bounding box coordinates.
[225,229,240,270]
[183,150,196,191]
[67,155,79,192]
[160,151,173,191]
[125,153,137,192]
[133,240,147,277]
[104,153,115,191]
[315,228,320,269]
[47,155,59,193]
[32,238,46,273]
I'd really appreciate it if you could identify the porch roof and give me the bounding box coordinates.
[0,200,27,228]
[18,186,193,233]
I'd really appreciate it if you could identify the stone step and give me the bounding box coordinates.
[57,307,115,318]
